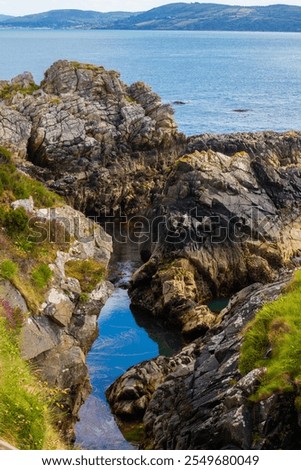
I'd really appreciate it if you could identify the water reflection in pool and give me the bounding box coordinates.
[76,259,182,450]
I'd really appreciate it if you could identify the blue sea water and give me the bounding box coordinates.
[0,29,301,135]
[1,28,300,448]
[76,283,155,450]
[75,251,183,450]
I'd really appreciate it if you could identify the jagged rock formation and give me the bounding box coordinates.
[2,62,301,450]
[1,198,112,442]
[0,61,184,215]
[130,131,301,335]
[106,341,197,423]
[108,274,301,449]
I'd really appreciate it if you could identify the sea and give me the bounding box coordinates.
[0,29,301,135]
[1,28,301,449]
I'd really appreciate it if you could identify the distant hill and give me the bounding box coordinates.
[0,9,134,29]
[113,3,301,32]
[0,14,13,22]
[1,4,301,32]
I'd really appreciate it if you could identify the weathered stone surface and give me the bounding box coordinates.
[121,274,301,450]
[0,280,28,313]
[44,288,74,327]
[130,132,301,331]
[21,316,60,360]
[11,196,34,213]
[181,304,217,340]
[8,60,184,215]
[0,105,31,158]
[106,342,197,423]
[11,71,35,89]
[3,62,301,450]
[10,197,114,443]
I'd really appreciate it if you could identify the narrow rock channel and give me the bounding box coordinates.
[75,229,183,449]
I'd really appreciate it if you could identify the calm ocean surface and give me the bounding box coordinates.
[0,29,301,135]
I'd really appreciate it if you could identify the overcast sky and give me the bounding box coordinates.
[1,1,301,16]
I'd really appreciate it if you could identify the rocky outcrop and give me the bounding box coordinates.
[108,273,301,449]
[1,61,184,215]
[106,342,197,424]
[130,131,301,333]
[2,62,301,450]
[11,199,113,442]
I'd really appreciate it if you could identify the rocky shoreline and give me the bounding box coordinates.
[1,60,301,448]
[109,273,301,449]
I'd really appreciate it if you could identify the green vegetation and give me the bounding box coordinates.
[122,423,145,444]
[239,270,301,401]
[0,149,61,208]
[79,292,89,304]
[3,207,29,236]
[125,95,137,104]
[0,82,39,101]
[31,264,53,290]
[70,61,103,72]
[65,259,106,293]
[0,316,64,449]
[0,259,18,280]
[0,147,74,449]
[0,146,12,160]
[0,147,66,312]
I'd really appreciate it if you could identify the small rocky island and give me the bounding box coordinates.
[1,60,301,449]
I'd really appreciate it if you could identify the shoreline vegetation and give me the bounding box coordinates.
[0,148,66,449]
[1,59,301,449]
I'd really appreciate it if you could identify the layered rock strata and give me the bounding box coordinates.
[0,61,184,215]
[108,274,301,449]
[2,62,301,449]
[130,131,301,335]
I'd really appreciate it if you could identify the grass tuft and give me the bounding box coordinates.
[239,270,301,401]
[0,149,62,208]
[0,317,63,449]
[65,259,106,293]
[31,264,53,290]
[0,259,18,280]
[0,82,39,101]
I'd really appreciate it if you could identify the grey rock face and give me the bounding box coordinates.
[0,281,28,313]
[16,200,113,442]
[9,60,183,215]
[106,342,197,422]
[108,275,301,450]
[0,105,31,158]
[143,276,301,450]
[130,131,301,331]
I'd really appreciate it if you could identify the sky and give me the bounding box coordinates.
[1,0,301,16]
